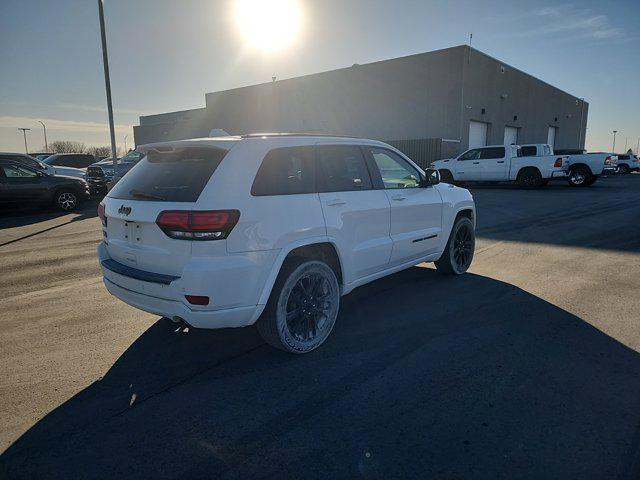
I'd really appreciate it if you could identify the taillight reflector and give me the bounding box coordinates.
[156,210,240,240]
[605,156,612,165]
[185,295,209,306]
[554,157,563,168]
[97,202,107,227]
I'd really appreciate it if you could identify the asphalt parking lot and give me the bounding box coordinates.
[1,174,639,479]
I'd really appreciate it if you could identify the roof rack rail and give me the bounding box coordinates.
[240,132,359,139]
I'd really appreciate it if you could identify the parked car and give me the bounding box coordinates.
[519,144,617,187]
[0,152,86,180]
[0,159,89,211]
[430,144,568,188]
[30,152,55,161]
[97,134,475,353]
[87,150,143,195]
[615,154,639,174]
[43,153,96,170]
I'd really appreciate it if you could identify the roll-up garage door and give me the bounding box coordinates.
[469,121,488,149]
[547,126,558,149]
[504,126,518,145]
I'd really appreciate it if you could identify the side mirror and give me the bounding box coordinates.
[421,168,440,187]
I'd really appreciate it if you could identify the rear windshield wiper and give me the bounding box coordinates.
[129,189,165,201]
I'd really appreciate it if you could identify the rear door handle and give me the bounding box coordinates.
[326,199,346,206]
[472,161,480,164]
[497,160,505,164]
[391,195,406,201]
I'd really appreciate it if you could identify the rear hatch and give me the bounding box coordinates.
[102,145,230,277]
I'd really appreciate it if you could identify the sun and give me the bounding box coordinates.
[234,0,302,52]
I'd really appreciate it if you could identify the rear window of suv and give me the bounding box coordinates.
[108,146,228,202]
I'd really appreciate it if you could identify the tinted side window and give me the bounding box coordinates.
[251,146,315,196]
[51,155,73,167]
[520,146,537,157]
[317,145,372,192]
[479,147,505,159]
[458,149,481,161]
[368,148,420,189]
[71,155,94,168]
[108,147,228,202]
[618,155,630,160]
[2,165,38,178]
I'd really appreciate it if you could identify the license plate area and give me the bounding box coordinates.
[122,220,145,244]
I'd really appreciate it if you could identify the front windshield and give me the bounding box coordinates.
[16,155,44,170]
[120,150,142,163]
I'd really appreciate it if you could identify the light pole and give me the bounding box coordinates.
[612,130,617,153]
[124,134,128,153]
[97,0,118,178]
[636,137,639,155]
[38,120,48,151]
[18,128,31,153]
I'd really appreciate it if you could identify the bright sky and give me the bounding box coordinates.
[0,0,638,153]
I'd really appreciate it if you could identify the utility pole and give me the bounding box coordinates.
[636,137,639,155]
[124,134,128,153]
[18,128,31,153]
[97,0,118,180]
[38,121,48,151]
[612,130,618,153]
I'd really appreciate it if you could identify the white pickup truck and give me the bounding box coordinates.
[520,144,617,187]
[431,144,568,188]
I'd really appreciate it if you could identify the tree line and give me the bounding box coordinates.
[46,140,124,158]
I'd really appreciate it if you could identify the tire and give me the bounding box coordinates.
[435,216,475,275]
[617,164,630,175]
[257,258,340,354]
[567,166,591,187]
[439,169,454,184]
[517,168,543,189]
[54,190,79,211]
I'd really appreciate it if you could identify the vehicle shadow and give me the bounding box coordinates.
[0,198,100,228]
[2,267,640,479]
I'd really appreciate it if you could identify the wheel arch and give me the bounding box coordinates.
[516,165,542,180]
[569,162,593,176]
[50,185,82,205]
[251,238,345,323]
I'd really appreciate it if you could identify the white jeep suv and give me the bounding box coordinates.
[97,134,476,353]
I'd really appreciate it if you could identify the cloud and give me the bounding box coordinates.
[0,116,132,135]
[496,4,625,41]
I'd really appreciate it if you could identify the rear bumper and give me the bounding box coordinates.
[602,166,617,174]
[550,170,568,178]
[97,242,275,329]
[103,277,259,328]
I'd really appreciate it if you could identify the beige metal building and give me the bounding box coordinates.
[134,45,588,167]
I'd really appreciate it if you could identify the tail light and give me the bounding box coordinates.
[554,157,563,168]
[97,202,107,227]
[604,156,612,165]
[156,210,240,240]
